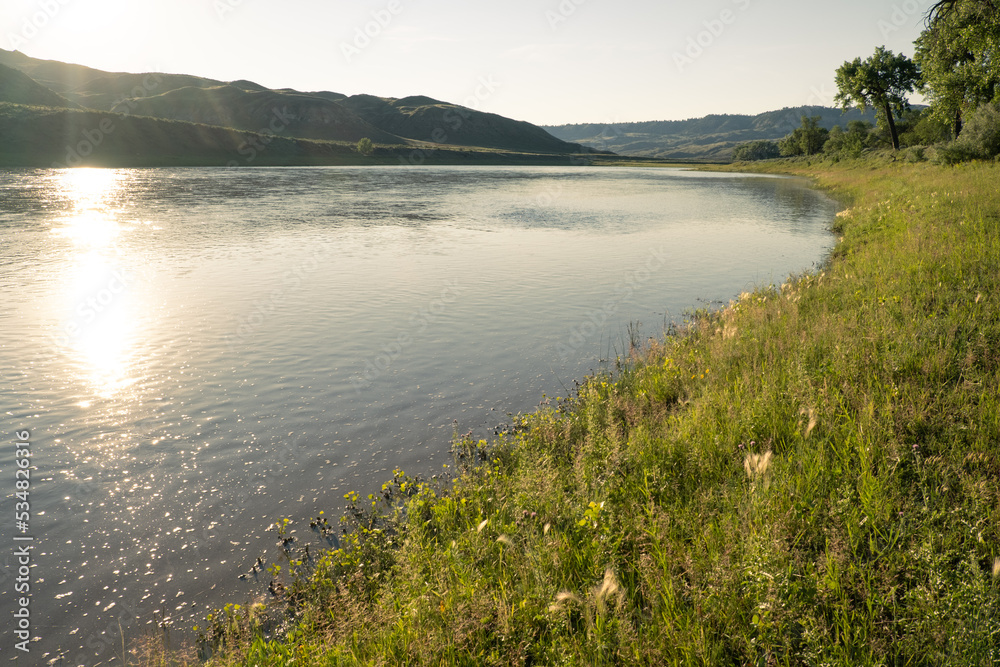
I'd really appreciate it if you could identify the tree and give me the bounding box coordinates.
[731,140,781,162]
[835,46,920,150]
[356,137,374,156]
[779,115,829,156]
[897,109,951,146]
[824,120,875,156]
[926,0,997,23]
[915,0,1000,137]
[955,101,1000,157]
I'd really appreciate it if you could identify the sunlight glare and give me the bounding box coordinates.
[52,169,124,248]
[50,169,144,399]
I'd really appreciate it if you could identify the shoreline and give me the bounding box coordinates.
[151,157,1000,665]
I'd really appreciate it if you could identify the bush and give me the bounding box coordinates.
[929,142,976,165]
[731,140,780,162]
[929,103,1000,164]
[904,146,927,163]
[356,137,374,157]
[957,102,1000,159]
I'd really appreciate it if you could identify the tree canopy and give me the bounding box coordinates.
[778,116,829,156]
[731,140,781,162]
[835,46,920,150]
[915,0,1000,137]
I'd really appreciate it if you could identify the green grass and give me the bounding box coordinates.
[146,158,1000,666]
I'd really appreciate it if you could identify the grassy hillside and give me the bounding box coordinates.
[340,94,589,154]
[0,102,603,168]
[149,158,1000,666]
[0,63,79,108]
[544,106,878,161]
[0,47,227,109]
[0,102,342,167]
[111,85,402,144]
[0,47,117,94]
[0,48,590,162]
[69,72,227,111]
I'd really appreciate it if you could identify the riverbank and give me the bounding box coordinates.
[148,158,999,665]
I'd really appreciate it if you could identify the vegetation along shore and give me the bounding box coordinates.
[133,155,1000,666]
[127,2,999,662]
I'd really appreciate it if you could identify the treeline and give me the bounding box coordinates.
[734,0,999,164]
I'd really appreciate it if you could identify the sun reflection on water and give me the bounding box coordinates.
[52,169,144,399]
[52,169,126,248]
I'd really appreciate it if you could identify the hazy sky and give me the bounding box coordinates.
[3,0,931,126]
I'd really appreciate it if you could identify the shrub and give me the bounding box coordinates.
[904,146,927,163]
[929,141,976,165]
[957,102,1000,159]
[356,137,374,157]
[929,103,1000,164]
[731,140,781,162]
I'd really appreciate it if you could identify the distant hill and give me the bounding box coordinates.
[0,101,602,168]
[0,48,588,162]
[0,63,79,109]
[0,48,117,95]
[111,85,402,144]
[339,94,582,154]
[544,106,880,161]
[68,72,228,111]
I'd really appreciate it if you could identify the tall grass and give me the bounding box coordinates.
[170,159,999,666]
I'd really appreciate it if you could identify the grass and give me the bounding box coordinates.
[142,157,1000,666]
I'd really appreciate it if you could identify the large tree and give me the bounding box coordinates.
[835,46,920,150]
[915,0,1000,137]
[926,0,996,22]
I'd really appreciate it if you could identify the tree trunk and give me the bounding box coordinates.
[884,101,900,150]
[954,109,963,139]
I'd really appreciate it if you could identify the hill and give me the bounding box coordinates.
[0,47,117,95]
[68,72,228,111]
[111,85,402,144]
[340,94,582,153]
[0,48,589,161]
[0,102,603,168]
[0,63,79,108]
[544,106,879,161]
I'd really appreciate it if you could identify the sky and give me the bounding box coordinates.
[2,0,932,126]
